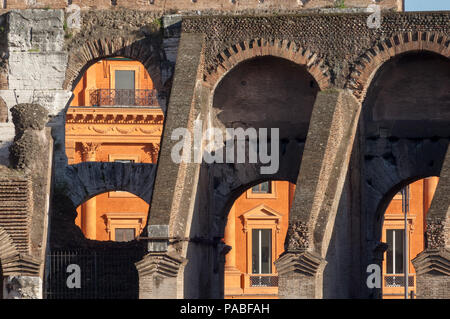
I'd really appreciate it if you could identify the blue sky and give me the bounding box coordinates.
[405,0,450,11]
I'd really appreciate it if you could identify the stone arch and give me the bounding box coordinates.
[63,36,163,93]
[204,38,331,90]
[63,162,157,208]
[347,32,450,101]
[364,138,447,243]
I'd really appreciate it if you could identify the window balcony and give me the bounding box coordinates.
[89,89,159,107]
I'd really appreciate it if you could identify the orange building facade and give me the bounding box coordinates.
[224,177,439,299]
[381,177,439,299]
[65,58,163,242]
[224,180,295,299]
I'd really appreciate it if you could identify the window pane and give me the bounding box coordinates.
[252,229,272,274]
[115,228,135,242]
[252,229,259,274]
[252,182,271,194]
[395,229,404,274]
[261,229,272,274]
[114,159,135,163]
[115,70,135,105]
[115,70,135,90]
[386,229,405,274]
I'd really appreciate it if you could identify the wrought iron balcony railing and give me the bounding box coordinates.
[89,89,159,107]
[249,275,279,287]
[384,274,415,287]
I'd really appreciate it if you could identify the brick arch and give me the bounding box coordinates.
[347,32,450,101]
[63,162,157,208]
[63,36,163,93]
[204,38,331,90]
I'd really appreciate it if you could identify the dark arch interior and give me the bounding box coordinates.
[213,56,319,140]
[363,51,450,138]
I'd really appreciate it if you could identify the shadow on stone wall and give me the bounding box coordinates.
[48,191,146,299]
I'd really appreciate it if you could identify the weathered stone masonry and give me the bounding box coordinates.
[148,11,449,299]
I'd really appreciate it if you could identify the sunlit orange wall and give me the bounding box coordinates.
[75,192,150,241]
[230,181,295,275]
[383,177,438,272]
[71,58,154,107]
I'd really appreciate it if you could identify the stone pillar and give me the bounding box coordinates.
[276,90,361,298]
[275,249,327,299]
[412,248,450,299]
[274,221,327,299]
[1,254,42,299]
[224,204,242,295]
[135,252,187,299]
[84,197,97,240]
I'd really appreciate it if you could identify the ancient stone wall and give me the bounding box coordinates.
[0,7,448,299]
[0,0,403,13]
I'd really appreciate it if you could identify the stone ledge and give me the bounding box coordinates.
[412,248,450,276]
[135,252,187,278]
[275,250,326,276]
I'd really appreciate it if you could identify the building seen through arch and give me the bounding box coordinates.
[224,177,439,299]
[224,181,295,299]
[65,57,163,241]
[381,177,439,299]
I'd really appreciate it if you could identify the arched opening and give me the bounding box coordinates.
[75,191,149,242]
[363,51,450,139]
[360,50,449,298]
[223,180,295,299]
[183,54,319,298]
[63,56,163,240]
[213,56,319,140]
[46,56,163,299]
[65,56,163,166]
[379,176,439,299]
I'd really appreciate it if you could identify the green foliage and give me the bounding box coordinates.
[335,0,346,8]
[153,18,163,29]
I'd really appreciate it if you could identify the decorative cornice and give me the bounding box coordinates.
[66,107,164,125]
[135,252,187,278]
[66,125,163,136]
[412,248,450,276]
[274,250,326,277]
